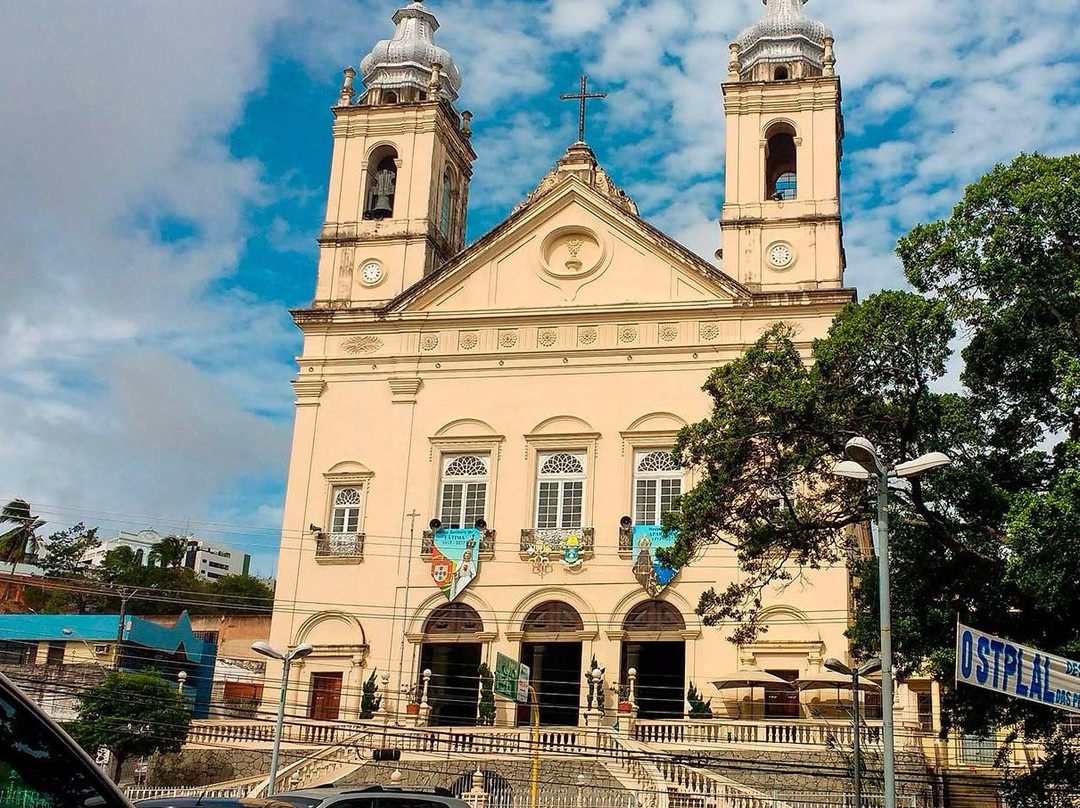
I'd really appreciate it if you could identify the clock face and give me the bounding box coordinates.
[361,261,383,285]
[768,243,794,268]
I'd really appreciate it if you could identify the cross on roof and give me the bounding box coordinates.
[560,75,607,144]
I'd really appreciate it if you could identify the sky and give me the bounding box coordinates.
[1,0,1078,577]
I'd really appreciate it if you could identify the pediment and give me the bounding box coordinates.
[390,179,748,316]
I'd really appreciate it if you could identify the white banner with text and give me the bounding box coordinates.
[956,622,1080,713]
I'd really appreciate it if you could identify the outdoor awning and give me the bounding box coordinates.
[795,670,881,692]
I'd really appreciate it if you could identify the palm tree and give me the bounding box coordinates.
[0,499,46,573]
[147,534,188,568]
[0,499,46,603]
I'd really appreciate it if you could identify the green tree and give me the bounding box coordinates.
[68,669,191,782]
[34,524,102,614]
[360,670,381,719]
[147,535,188,569]
[207,574,274,614]
[666,152,1080,799]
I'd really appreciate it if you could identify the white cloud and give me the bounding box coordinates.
[2,0,1078,574]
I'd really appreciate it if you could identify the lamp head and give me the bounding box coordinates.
[857,657,883,676]
[288,642,315,661]
[250,641,285,661]
[894,451,951,479]
[831,460,873,481]
[844,437,885,475]
[823,657,853,677]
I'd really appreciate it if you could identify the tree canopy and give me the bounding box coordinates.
[68,669,191,781]
[665,152,1080,803]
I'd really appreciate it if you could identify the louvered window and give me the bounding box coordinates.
[439,454,489,529]
[536,452,586,530]
[633,450,682,525]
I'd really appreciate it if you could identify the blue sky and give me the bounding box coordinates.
[2,0,1079,576]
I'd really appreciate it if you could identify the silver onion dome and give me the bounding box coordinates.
[735,0,831,76]
[360,0,462,102]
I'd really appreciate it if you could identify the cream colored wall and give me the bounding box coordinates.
[269,259,853,721]
[721,76,844,292]
[315,101,474,307]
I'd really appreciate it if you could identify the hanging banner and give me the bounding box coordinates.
[431,527,481,601]
[956,622,1080,713]
[631,524,680,596]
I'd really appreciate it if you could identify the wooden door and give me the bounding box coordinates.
[309,672,343,721]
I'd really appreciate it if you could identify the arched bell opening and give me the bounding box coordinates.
[364,145,399,220]
[764,123,798,201]
[518,600,584,726]
[620,600,686,719]
[419,602,485,726]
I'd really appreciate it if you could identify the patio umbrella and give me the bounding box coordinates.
[795,670,880,692]
[711,669,793,718]
[711,669,794,690]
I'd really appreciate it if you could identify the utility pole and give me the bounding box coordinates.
[114,586,137,670]
[395,511,420,719]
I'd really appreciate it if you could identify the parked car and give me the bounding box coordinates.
[274,785,472,808]
[136,800,296,808]
[0,669,133,808]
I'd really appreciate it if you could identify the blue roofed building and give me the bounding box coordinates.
[0,611,216,720]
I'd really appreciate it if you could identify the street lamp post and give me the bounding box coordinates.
[833,437,950,808]
[824,656,881,808]
[251,641,314,796]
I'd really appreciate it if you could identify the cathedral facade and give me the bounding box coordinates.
[267,0,860,728]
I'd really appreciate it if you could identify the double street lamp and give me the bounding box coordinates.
[251,641,314,796]
[824,656,881,808]
[832,437,950,808]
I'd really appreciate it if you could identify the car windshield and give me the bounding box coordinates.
[0,681,123,808]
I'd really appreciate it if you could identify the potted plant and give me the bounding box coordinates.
[617,684,633,713]
[476,663,495,726]
[402,683,421,715]
[687,682,713,719]
[360,670,382,719]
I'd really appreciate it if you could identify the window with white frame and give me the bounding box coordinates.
[439,454,489,529]
[536,451,586,530]
[330,486,363,540]
[633,449,682,525]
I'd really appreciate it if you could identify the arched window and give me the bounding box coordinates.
[364,146,398,219]
[774,66,790,81]
[634,450,682,526]
[439,454,489,529]
[536,452,586,530]
[424,603,483,635]
[622,600,686,633]
[765,124,797,201]
[384,91,398,104]
[522,601,584,633]
[440,168,454,239]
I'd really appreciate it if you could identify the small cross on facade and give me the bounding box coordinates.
[560,75,607,144]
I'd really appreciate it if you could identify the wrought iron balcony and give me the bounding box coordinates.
[420,529,496,559]
[519,527,595,556]
[315,532,365,561]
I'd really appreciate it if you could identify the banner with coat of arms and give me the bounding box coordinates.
[430,527,481,601]
[631,524,680,596]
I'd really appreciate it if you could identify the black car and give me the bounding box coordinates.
[0,669,133,808]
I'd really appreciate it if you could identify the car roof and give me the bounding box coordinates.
[276,787,467,807]
[135,800,296,808]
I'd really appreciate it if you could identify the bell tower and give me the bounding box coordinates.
[313,0,476,308]
[720,0,845,292]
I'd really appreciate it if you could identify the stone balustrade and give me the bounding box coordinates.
[634,718,887,750]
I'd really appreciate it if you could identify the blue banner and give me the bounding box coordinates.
[631,524,680,595]
[430,527,481,601]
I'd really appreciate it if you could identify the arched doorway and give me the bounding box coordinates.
[419,603,484,726]
[621,600,686,719]
[519,601,584,726]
